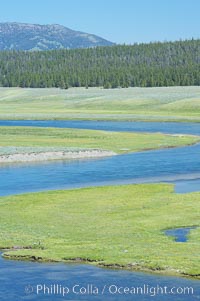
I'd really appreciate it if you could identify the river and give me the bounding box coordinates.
[0,120,199,300]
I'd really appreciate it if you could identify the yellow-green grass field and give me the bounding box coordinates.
[0,184,199,278]
[0,126,199,155]
[0,86,200,122]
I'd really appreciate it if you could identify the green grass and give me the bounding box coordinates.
[0,126,199,154]
[0,184,199,278]
[0,86,200,122]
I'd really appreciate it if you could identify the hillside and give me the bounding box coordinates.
[0,22,114,50]
[0,39,200,88]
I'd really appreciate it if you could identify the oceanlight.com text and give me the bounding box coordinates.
[24,283,194,297]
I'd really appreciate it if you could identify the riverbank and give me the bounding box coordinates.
[0,184,199,279]
[0,149,116,163]
[1,251,198,280]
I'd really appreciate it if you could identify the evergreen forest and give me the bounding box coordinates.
[0,39,200,88]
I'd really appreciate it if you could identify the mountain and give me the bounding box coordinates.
[0,22,114,51]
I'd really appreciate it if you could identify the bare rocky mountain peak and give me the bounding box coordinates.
[0,22,114,50]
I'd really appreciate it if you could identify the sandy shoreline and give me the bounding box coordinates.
[0,150,116,163]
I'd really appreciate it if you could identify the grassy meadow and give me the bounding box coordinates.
[0,184,199,278]
[0,86,200,122]
[0,126,199,155]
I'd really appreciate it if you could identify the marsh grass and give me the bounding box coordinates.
[0,184,199,278]
[0,126,199,154]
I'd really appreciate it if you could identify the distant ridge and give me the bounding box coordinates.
[0,22,114,50]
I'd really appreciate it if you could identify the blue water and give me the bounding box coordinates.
[1,119,200,135]
[0,255,199,301]
[175,178,200,193]
[0,143,200,196]
[0,120,200,300]
[165,227,198,242]
[0,120,200,196]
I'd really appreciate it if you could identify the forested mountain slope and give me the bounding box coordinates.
[0,39,200,88]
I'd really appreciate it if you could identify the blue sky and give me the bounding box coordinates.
[1,0,200,44]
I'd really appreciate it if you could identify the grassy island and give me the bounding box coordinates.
[0,184,199,278]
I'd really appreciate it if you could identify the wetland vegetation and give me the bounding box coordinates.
[0,184,199,278]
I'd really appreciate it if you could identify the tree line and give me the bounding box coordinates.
[0,39,200,89]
